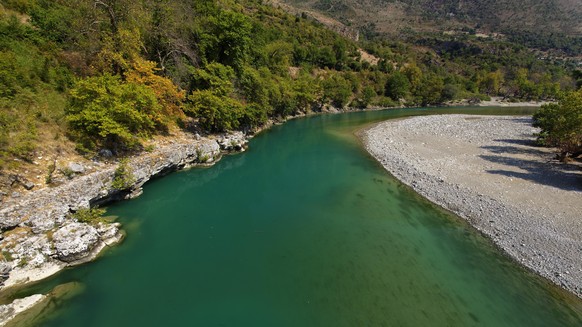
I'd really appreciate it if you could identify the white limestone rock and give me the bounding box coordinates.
[52,223,100,262]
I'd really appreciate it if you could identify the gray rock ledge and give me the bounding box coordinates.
[0,135,231,325]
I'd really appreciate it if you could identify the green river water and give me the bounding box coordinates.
[17,107,582,326]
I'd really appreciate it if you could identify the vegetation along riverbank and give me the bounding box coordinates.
[1,0,581,324]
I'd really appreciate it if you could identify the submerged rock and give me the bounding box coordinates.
[0,294,47,326]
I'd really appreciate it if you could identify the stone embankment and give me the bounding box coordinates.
[362,115,582,298]
[0,132,247,324]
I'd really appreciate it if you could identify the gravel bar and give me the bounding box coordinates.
[361,114,582,298]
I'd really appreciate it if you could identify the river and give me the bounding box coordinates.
[18,107,582,326]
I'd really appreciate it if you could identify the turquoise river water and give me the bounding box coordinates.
[17,107,582,326]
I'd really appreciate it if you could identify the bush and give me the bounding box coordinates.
[322,74,351,108]
[72,207,106,224]
[185,90,243,132]
[66,74,163,152]
[533,89,582,158]
[111,158,135,190]
[373,96,398,108]
[385,72,410,101]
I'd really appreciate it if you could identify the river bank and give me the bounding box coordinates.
[0,131,248,325]
[447,96,553,107]
[0,105,552,325]
[361,115,582,298]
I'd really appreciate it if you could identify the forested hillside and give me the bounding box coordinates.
[283,0,582,56]
[0,0,578,181]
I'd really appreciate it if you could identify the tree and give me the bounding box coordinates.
[200,10,252,71]
[262,41,293,75]
[125,58,185,119]
[385,72,410,101]
[95,27,143,75]
[533,89,582,160]
[316,47,337,69]
[402,63,422,92]
[441,83,459,102]
[66,74,162,152]
[480,70,504,95]
[186,90,243,132]
[417,73,445,105]
[332,39,348,70]
[353,86,376,108]
[189,63,235,96]
[322,74,351,108]
[574,69,582,89]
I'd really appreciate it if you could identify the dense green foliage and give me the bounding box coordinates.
[533,89,582,159]
[67,74,164,152]
[71,207,106,224]
[0,0,578,168]
[0,9,71,167]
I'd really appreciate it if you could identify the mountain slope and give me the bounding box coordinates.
[283,0,582,45]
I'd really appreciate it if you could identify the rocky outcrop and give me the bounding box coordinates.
[217,131,248,151]
[0,136,222,290]
[0,263,11,287]
[0,130,248,326]
[67,162,85,174]
[52,223,100,262]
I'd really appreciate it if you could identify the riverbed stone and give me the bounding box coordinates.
[363,114,582,298]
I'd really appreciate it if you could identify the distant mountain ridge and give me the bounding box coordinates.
[283,0,582,37]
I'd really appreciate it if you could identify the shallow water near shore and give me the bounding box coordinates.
[23,107,582,326]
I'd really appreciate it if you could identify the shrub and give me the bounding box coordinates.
[185,90,243,132]
[66,74,163,152]
[72,207,106,224]
[533,89,582,158]
[111,158,135,190]
[45,160,56,184]
[322,74,351,108]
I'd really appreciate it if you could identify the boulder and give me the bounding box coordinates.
[0,263,12,286]
[16,176,35,190]
[217,131,248,151]
[52,223,100,262]
[68,162,85,174]
[98,149,113,157]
